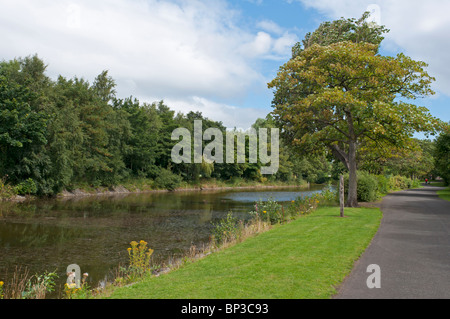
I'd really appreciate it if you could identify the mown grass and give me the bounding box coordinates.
[437,187,450,202]
[105,206,382,299]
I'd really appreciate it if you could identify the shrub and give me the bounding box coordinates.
[343,171,378,202]
[0,177,17,199]
[22,271,59,299]
[211,212,242,245]
[252,193,325,225]
[388,175,416,190]
[287,194,321,218]
[154,168,182,191]
[342,173,421,202]
[357,171,379,202]
[320,184,338,204]
[15,178,38,196]
[253,198,284,224]
[375,175,389,195]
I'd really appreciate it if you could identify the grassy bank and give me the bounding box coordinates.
[437,187,450,201]
[104,206,382,299]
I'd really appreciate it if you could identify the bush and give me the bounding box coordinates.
[343,171,378,203]
[356,172,378,202]
[341,172,421,203]
[154,168,182,191]
[22,271,59,299]
[253,198,284,224]
[388,175,418,190]
[0,177,17,200]
[15,178,38,196]
[375,175,389,195]
[211,212,242,245]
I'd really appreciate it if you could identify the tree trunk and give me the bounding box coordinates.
[347,139,359,207]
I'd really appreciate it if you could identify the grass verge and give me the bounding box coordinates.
[104,206,382,299]
[437,187,450,202]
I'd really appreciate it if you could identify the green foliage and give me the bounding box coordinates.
[375,175,389,194]
[388,175,420,190]
[0,54,439,200]
[293,11,390,57]
[211,212,242,246]
[253,198,284,224]
[15,178,37,196]
[434,125,450,185]
[154,168,182,191]
[0,176,17,199]
[342,171,421,202]
[356,172,378,202]
[22,271,58,299]
[251,190,335,225]
[270,13,441,207]
[0,55,335,198]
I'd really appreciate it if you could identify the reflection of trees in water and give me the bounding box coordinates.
[0,223,86,248]
[0,187,325,297]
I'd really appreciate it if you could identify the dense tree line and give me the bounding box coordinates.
[0,55,333,196]
[0,54,445,198]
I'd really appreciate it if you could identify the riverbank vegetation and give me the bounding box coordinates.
[1,11,449,300]
[0,56,330,199]
[0,173,427,299]
[104,206,382,299]
[1,52,447,201]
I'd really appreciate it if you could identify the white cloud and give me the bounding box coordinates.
[239,30,298,59]
[0,0,294,128]
[296,0,450,97]
[256,20,285,35]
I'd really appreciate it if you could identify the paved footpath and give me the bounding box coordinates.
[335,185,450,299]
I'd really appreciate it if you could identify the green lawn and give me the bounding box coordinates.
[105,206,382,299]
[437,187,450,201]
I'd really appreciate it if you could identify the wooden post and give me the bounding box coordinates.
[340,175,345,218]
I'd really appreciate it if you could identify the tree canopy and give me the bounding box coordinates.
[1,55,332,196]
[269,13,442,207]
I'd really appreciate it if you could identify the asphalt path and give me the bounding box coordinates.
[334,185,450,299]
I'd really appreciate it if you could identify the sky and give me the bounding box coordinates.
[1,0,449,131]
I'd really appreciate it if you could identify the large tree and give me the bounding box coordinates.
[269,15,441,207]
[434,124,450,185]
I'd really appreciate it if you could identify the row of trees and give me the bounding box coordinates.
[0,55,335,196]
[1,13,448,199]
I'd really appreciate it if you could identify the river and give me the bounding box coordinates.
[0,185,325,298]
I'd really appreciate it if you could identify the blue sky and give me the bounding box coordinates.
[1,0,449,131]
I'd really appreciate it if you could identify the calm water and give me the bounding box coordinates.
[0,185,324,298]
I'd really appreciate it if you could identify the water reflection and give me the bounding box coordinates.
[0,185,324,298]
